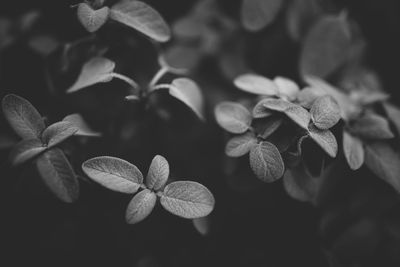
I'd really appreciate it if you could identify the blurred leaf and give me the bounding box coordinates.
[234,74,278,96]
[274,77,300,101]
[296,87,319,109]
[77,3,110,33]
[63,114,102,137]
[365,142,400,193]
[310,95,341,130]
[42,122,78,148]
[225,132,257,157]
[110,0,171,42]
[249,141,284,182]
[343,131,364,170]
[215,102,252,134]
[67,57,115,93]
[349,113,394,140]
[125,189,157,224]
[193,216,210,236]
[308,125,338,157]
[29,35,60,57]
[241,0,284,32]
[252,100,273,119]
[283,166,321,203]
[36,148,79,203]
[384,103,400,136]
[9,139,46,166]
[146,155,169,191]
[258,117,283,139]
[169,78,205,120]
[0,133,17,150]
[2,94,45,139]
[82,156,143,194]
[160,181,215,219]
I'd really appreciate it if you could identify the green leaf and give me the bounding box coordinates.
[42,121,78,148]
[63,114,102,137]
[258,117,283,139]
[146,155,169,191]
[383,103,400,136]
[160,181,215,219]
[308,125,338,157]
[67,57,115,93]
[241,0,284,32]
[365,142,400,193]
[234,74,278,96]
[110,0,171,42]
[249,141,285,182]
[215,102,252,134]
[125,189,157,224]
[349,113,394,140]
[82,156,143,194]
[77,3,110,33]
[225,132,257,157]
[169,78,205,120]
[343,131,364,170]
[9,138,46,166]
[2,94,45,139]
[310,95,341,130]
[274,77,299,101]
[36,148,79,203]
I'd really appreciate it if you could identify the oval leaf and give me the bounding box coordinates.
[193,216,210,236]
[2,94,45,139]
[36,148,79,203]
[274,77,300,101]
[253,100,273,119]
[125,189,157,224]
[225,132,257,157]
[215,102,252,134]
[349,113,394,140]
[9,138,46,166]
[241,0,284,32]
[258,117,283,139]
[146,155,169,191]
[42,121,78,148]
[82,156,143,194]
[110,0,171,42]
[343,131,364,170]
[234,74,278,96]
[310,95,341,130]
[63,113,102,137]
[67,57,116,93]
[249,141,285,182]
[308,125,338,157]
[77,3,110,33]
[283,167,321,203]
[160,181,215,219]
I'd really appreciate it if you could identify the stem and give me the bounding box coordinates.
[151,84,172,91]
[111,73,139,92]
[149,67,168,88]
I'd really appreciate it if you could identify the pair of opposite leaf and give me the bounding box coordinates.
[1,94,100,203]
[215,74,341,182]
[82,155,215,224]
[66,56,205,120]
[76,0,170,42]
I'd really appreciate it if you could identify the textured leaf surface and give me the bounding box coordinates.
[249,141,284,182]
[225,132,257,157]
[160,181,215,219]
[169,78,204,120]
[42,121,78,148]
[77,3,109,33]
[110,0,171,42]
[311,95,341,130]
[67,57,115,93]
[9,139,46,166]
[2,94,45,139]
[343,131,364,170]
[241,0,283,32]
[349,113,394,140]
[146,155,169,191]
[82,156,143,194]
[234,74,278,96]
[308,125,338,157]
[215,102,252,134]
[36,148,79,203]
[125,189,157,224]
[63,114,102,137]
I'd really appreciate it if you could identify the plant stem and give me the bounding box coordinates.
[111,73,140,92]
[151,84,172,91]
[149,67,168,88]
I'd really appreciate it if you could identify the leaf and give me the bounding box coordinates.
[215,102,252,134]
[258,117,283,139]
[77,3,110,33]
[241,0,284,32]
[82,156,143,194]
[349,113,394,140]
[225,132,257,157]
[169,78,205,120]
[110,0,171,42]
[2,94,45,139]
[274,77,300,101]
[193,216,210,236]
[365,142,400,193]
[160,181,215,219]
[310,95,341,130]
[125,189,157,224]
[249,141,285,182]
[308,125,338,157]
[9,139,46,166]
[42,121,78,148]
[283,167,321,203]
[300,14,352,79]
[296,87,319,109]
[343,131,364,170]
[146,155,169,191]
[67,57,115,93]
[383,103,400,136]
[252,100,273,119]
[36,148,79,203]
[63,114,102,137]
[234,74,278,96]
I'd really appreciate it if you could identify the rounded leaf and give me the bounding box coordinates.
[349,113,394,140]
[125,189,157,224]
[42,121,78,148]
[310,95,341,130]
[234,74,278,96]
[9,139,46,166]
[274,76,300,101]
[215,102,252,134]
[343,131,364,170]
[160,181,215,219]
[63,113,102,137]
[82,156,143,194]
[169,78,204,120]
[77,3,110,33]
[225,132,257,157]
[308,125,338,157]
[249,141,285,182]
[241,0,284,32]
[146,155,169,191]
